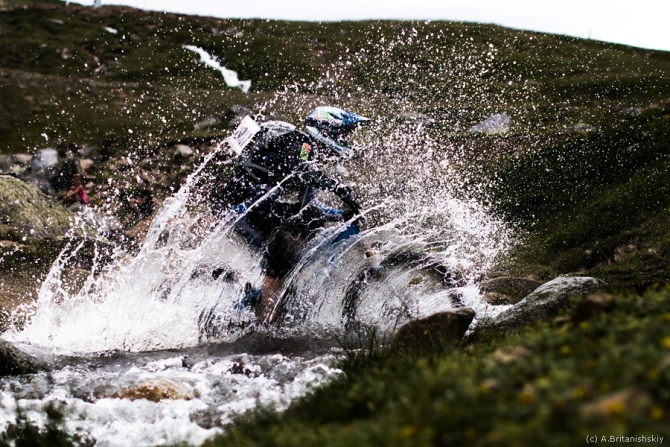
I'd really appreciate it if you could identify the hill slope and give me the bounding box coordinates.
[2,2,670,445]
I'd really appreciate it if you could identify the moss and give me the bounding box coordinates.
[0,176,74,241]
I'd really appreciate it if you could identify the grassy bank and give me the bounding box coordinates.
[208,287,670,446]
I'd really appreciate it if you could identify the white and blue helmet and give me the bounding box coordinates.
[304,106,371,158]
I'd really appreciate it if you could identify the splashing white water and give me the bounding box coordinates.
[5,120,512,353]
[0,350,341,447]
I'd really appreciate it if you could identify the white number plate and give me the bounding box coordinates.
[228,115,261,155]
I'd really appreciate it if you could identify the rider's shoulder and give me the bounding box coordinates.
[259,120,310,142]
[260,120,296,134]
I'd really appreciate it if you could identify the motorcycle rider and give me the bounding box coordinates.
[209,106,371,323]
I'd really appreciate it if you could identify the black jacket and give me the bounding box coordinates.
[211,121,359,216]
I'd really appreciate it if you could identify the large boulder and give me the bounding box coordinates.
[482,276,604,334]
[0,339,50,376]
[0,175,74,241]
[394,308,475,349]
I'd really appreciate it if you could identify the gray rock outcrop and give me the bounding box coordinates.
[0,339,50,376]
[482,276,604,334]
[394,308,476,349]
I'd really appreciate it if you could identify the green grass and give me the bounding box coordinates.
[207,288,670,447]
[474,102,670,288]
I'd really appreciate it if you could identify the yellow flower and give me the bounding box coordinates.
[401,426,416,438]
[662,336,670,349]
[560,345,571,355]
[650,406,664,420]
[574,386,588,399]
[519,391,535,404]
[647,369,660,380]
[605,400,625,416]
[579,321,589,329]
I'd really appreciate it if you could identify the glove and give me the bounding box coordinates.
[335,185,357,205]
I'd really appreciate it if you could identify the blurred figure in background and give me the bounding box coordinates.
[61,173,89,208]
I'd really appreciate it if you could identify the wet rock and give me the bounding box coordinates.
[60,268,90,295]
[0,339,50,376]
[0,155,15,173]
[14,154,32,166]
[45,157,80,191]
[394,308,475,349]
[222,105,253,128]
[117,378,195,402]
[567,122,596,133]
[482,292,513,305]
[482,276,604,334]
[173,144,194,162]
[0,308,8,333]
[31,148,59,171]
[581,389,651,418]
[0,175,74,241]
[572,292,613,323]
[190,409,218,429]
[79,158,95,173]
[468,113,510,134]
[23,173,55,196]
[479,277,542,304]
[194,117,219,129]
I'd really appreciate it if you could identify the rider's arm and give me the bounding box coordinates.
[295,164,361,214]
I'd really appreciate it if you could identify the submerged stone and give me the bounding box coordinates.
[468,113,510,134]
[394,308,475,349]
[0,339,50,376]
[116,378,196,402]
[31,148,59,171]
[482,291,513,305]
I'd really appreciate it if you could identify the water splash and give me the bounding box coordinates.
[5,115,511,354]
